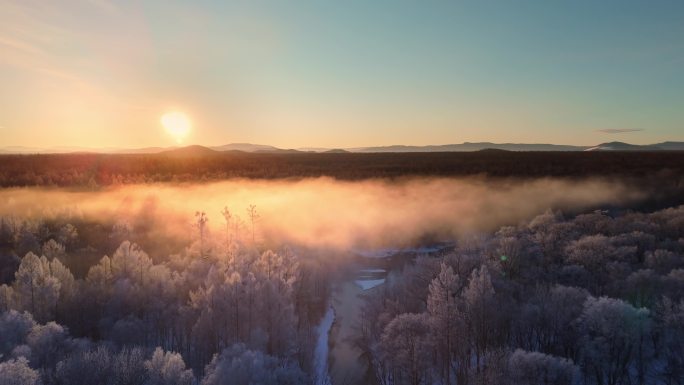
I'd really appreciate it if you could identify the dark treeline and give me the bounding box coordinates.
[0,207,332,385]
[359,206,684,385]
[2,151,684,187]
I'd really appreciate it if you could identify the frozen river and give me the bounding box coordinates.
[330,266,387,385]
[313,265,387,385]
[316,245,451,385]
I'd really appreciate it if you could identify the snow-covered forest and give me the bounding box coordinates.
[0,205,332,385]
[358,207,684,385]
[0,185,683,385]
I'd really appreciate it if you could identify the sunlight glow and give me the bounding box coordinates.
[161,111,192,143]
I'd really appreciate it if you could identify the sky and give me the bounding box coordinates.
[0,0,683,149]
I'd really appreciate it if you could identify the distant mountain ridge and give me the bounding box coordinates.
[1,141,683,154]
[584,141,684,151]
[349,142,588,152]
[657,141,684,150]
[585,142,664,151]
[160,145,220,157]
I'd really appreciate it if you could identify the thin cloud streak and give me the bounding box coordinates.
[595,128,644,134]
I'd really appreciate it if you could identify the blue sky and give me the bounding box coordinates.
[0,0,682,148]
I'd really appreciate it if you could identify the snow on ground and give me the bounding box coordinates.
[313,306,335,385]
[355,278,386,290]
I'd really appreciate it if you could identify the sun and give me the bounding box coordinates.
[161,111,192,143]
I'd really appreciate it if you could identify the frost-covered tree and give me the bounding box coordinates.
[109,315,147,347]
[528,210,574,266]
[575,297,651,385]
[654,297,684,385]
[26,321,75,378]
[111,347,149,385]
[110,241,152,283]
[256,275,297,356]
[41,240,65,261]
[190,268,251,362]
[565,235,636,294]
[48,259,73,291]
[195,212,209,259]
[379,313,433,385]
[624,269,660,308]
[463,265,496,373]
[663,269,684,302]
[512,285,588,359]
[645,249,682,274]
[110,220,133,247]
[0,217,13,246]
[228,272,247,344]
[221,207,233,250]
[56,224,78,250]
[565,235,614,269]
[16,229,40,260]
[201,343,307,385]
[507,349,578,385]
[13,253,60,322]
[48,258,75,318]
[0,252,20,288]
[0,310,36,359]
[86,255,113,288]
[0,357,42,385]
[0,284,14,312]
[144,347,194,385]
[255,250,284,282]
[55,346,113,385]
[246,205,258,245]
[387,256,441,316]
[427,262,462,384]
[493,227,532,279]
[55,346,149,385]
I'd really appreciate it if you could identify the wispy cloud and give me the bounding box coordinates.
[595,128,644,134]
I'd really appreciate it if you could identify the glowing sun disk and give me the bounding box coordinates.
[161,111,191,143]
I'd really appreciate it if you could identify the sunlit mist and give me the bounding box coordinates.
[0,177,643,250]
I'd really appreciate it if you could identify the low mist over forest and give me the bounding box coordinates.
[0,177,646,250]
[0,153,684,384]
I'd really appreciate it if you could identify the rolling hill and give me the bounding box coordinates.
[2,141,683,154]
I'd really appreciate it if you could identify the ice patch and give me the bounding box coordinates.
[355,278,386,290]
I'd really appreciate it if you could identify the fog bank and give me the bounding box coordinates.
[0,177,643,249]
